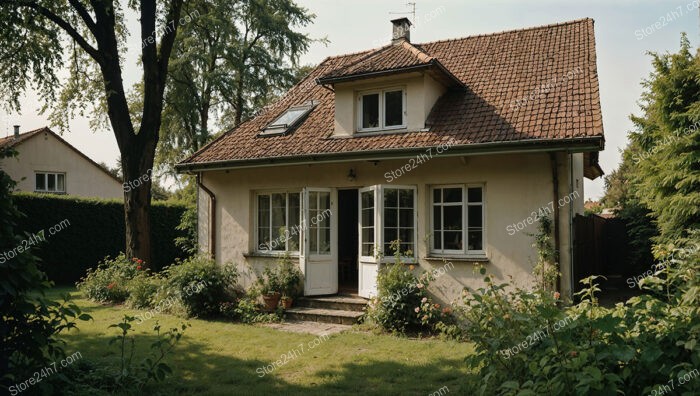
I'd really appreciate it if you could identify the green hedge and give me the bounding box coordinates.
[12,193,189,284]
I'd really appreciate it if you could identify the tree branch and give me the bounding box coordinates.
[157,0,184,88]
[17,0,101,62]
[67,0,98,37]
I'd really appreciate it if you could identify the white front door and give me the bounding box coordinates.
[358,186,379,298]
[302,188,337,296]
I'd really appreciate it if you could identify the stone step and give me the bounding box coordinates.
[284,307,364,326]
[296,295,368,312]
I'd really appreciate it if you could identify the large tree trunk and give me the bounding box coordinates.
[122,146,156,265]
[234,69,245,126]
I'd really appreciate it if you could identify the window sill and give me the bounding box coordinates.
[423,256,489,263]
[243,252,300,259]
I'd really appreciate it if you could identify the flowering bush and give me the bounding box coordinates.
[365,240,455,335]
[77,254,144,303]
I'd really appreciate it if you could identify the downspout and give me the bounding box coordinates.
[549,153,561,293]
[197,173,216,260]
[569,152,575,297]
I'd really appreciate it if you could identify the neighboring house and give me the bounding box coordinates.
[0,126,123,199]
[177,18,605,302]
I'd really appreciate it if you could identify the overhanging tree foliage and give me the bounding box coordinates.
[604,35,699,255]
[156,0,317,180]
[629,35,700,245]
[0,0,185,264]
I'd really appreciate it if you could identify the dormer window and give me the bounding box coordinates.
[358,88,406,132]
[260,103,315,136]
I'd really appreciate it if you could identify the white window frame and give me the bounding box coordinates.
[380,185,417,262]
[358,185,417,263]
[307,190,332,256]
[430,184,486,258]
[254,190,301,254]
[357,87,407,132]
[34,172,66,193]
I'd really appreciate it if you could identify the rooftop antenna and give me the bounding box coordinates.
[389,2,416,24]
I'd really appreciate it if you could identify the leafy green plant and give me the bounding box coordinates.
[160,255,238,318]
[530,216,559,292]
[459,230,700,395]
[365,240,453,335]
[256,265,282,295]
[174,204,198,256]
[108,315,189,392]
[1,147,92,393]
[126,272,163,309]
[231,297,281,323]
[278,253,302,298]
[77,254,145,304]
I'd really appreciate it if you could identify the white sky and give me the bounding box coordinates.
[2,0,698,199]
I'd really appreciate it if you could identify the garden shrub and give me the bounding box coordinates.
[459,227,700,395]
[160,255,238,318]
[365,241,454,335]
[77,254,145,304]
[221,297,281,324]
[126,272,163,309]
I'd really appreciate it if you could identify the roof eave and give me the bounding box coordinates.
[315,61,464,88]
[176,136,604,173]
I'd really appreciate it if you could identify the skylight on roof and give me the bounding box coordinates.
[259,103,316,136]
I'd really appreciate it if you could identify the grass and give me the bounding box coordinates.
[50,287,475,395]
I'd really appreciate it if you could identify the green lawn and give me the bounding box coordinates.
[50,287,475,395]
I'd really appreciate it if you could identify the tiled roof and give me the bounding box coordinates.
[0,128,44,149]
[317,41,438,82]
[178,18,604,170]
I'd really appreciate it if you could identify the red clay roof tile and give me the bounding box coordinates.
[179,18,604,169]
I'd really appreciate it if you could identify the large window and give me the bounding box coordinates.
[358,88,406,132]
[35,172,65,193]
[257,192,300,252]
[431,185,484,256]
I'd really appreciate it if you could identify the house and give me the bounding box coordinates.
[176,18,605,303]
[0,126,123,199]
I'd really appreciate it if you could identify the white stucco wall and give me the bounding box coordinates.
[197,151,584,303]
[1,131,123,199]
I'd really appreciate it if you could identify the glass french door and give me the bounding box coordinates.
[358,185,416,298]
[301,188,337,296]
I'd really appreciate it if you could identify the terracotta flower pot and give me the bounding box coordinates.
[262,292,281,312]
[280,297,293,309]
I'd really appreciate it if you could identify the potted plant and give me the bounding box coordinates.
[279,254,302,309]
[257,266,282,312]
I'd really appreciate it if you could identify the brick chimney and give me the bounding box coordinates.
[13,125,19,139]
[391,17,412,44]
